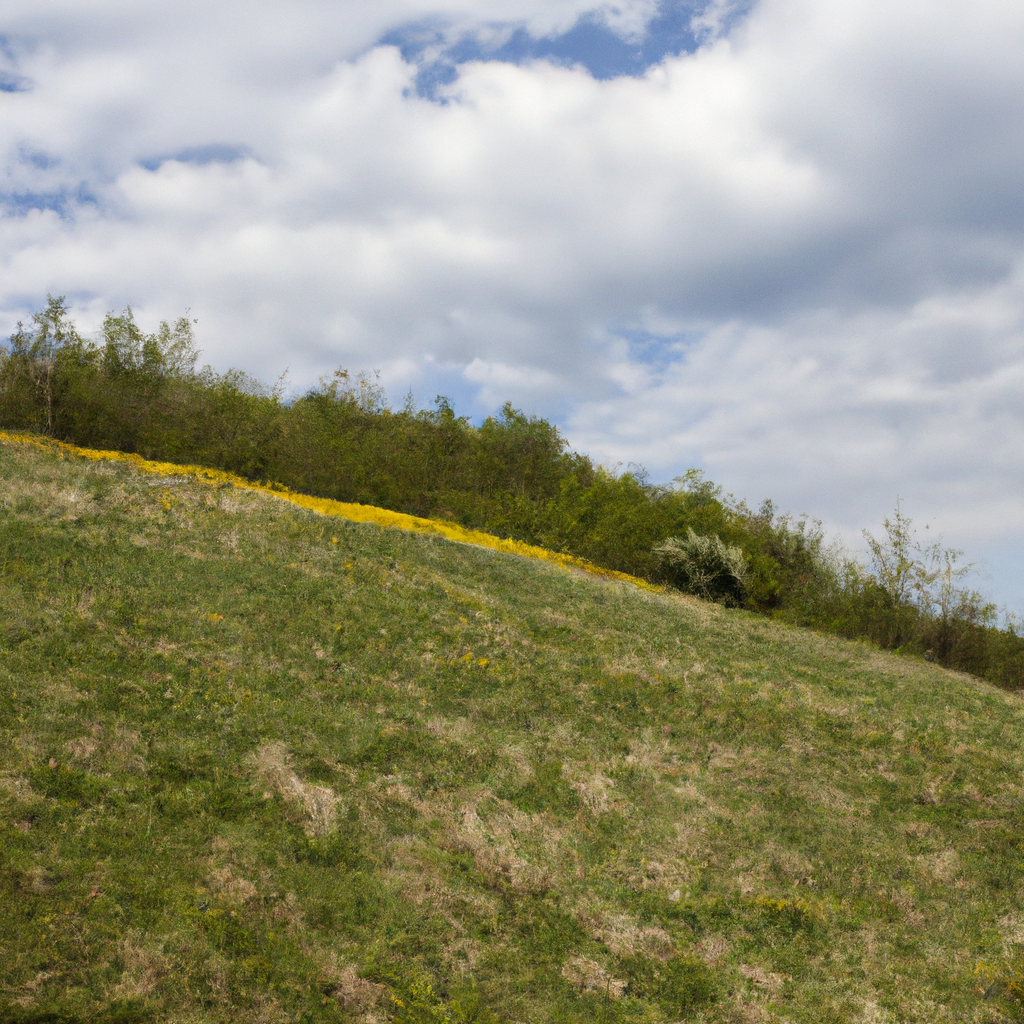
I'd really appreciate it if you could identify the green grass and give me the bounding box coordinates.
[1,439,1023,1024]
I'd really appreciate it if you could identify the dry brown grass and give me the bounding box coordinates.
[915,849,961,886]
[560,955,627,1000]
[739,962,789,994]
[110,931,169,1001]
[567,769,621,814]
[22,865,52,893]
[448,797,562,895]
[0,775,40,803]
[696,935,731,965]
[624,730,681,777]
[252,741,340,837]
[577,908,676,960]
[328,963,387,1016]
[206,864,259,904]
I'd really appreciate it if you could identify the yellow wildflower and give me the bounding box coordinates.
[0,430,661,593]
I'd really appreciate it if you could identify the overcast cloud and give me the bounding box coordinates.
[1,0,1022,611]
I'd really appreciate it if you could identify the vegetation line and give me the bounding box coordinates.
[3,296,1022,688]
[0,429,662,593]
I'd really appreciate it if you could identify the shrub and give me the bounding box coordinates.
[653,528,749,605]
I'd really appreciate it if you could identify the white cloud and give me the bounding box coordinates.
[1,0,1023,609]
[567,267,1024,530]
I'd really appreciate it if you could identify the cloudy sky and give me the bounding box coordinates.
[2,0,1023,612]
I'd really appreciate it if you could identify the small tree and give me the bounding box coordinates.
[863,500,990,656]
[3,295,82,433]
[102,307,198,380]
[653,528,748,605]
[863,500,918,607]
[864,500,976,611]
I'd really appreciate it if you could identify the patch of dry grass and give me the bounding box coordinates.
[252,741,340,837]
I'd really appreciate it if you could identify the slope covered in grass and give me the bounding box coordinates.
[1,437,1023,1024]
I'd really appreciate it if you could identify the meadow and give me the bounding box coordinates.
[2,436,1024,1023]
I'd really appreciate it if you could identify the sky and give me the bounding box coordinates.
[1,0,1023,614]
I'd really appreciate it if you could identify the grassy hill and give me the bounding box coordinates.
[2,436,1023,1024]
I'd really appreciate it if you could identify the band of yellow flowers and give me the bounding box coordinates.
[0,429,661,593]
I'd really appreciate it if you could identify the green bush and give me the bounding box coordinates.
[653,528,749,605]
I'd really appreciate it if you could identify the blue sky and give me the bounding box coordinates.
[1,0,1023,614]
[381,0,753,94]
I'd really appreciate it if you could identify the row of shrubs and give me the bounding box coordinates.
[3,296,1022,688]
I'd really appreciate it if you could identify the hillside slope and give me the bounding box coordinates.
[1,437,1023,1024]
